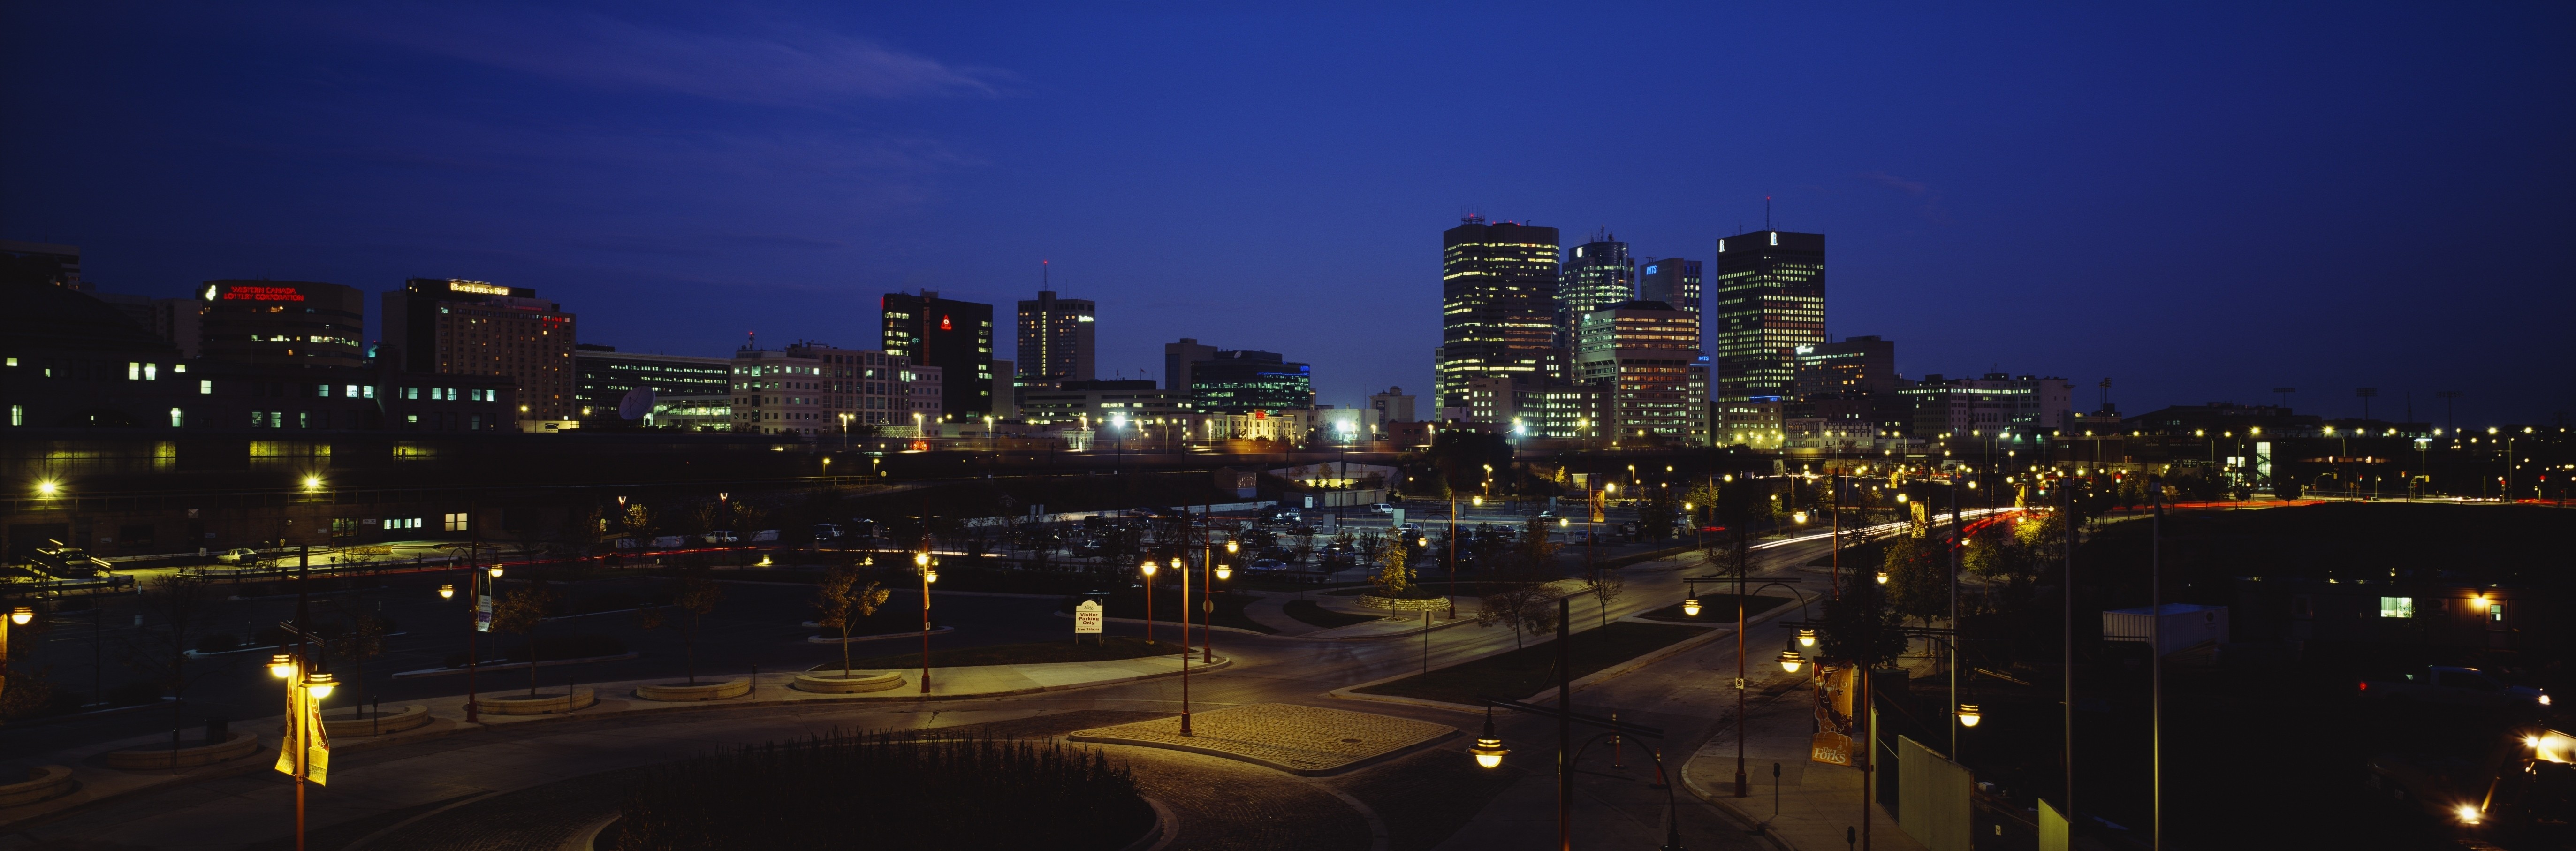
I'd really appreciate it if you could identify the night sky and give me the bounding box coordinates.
[6,3,2570,425]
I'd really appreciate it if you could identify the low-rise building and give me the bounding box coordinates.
[730,342,939,437]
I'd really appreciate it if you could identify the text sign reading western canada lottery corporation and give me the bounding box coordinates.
[1074,600,1104,634]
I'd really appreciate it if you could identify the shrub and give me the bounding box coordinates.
[610,732,1150,851]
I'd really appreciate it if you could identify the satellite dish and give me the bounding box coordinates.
[616,387,656,420]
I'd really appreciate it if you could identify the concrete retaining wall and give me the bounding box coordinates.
[470,688,597,715]
[0,766,75,807]
[634,678,751,701]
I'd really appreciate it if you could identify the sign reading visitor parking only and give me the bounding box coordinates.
[1074,600,1104,634]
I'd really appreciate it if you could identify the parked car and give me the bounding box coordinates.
[701,530,739,545]
[750,529,780,543]
[31,544,110,578]
[1368,503,1395,515]
[651,535,686,548]
[214,547,265,565]
[812,523,843,541]
[2360,665,2551,708]
[1246,558,1292,572]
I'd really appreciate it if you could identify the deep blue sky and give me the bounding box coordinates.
[7,3,2571,425]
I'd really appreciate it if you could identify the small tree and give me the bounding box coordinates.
[1476,580,1558,649]
[814,565,890,675]
[1370,541,1414,598]
[490,584,560,695]
[1586,569,1625,628]
[641,565,725,684]
[319,597,394,716]
[1354,531,1388,571]
[1880,535,1950,631]
[1633,489,1680,542]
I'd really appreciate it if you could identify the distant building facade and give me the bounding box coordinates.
[198,280,367,369]
[381,278,578,425]
[1021,379,1191,425]
[731,342,939,436]
[1558,233,1634,377]
[1163,338,1217,392]
[1190,350,1313,414]
[571,344,732,426]
[1575,301,1709,444]
[1015,290,1095,388]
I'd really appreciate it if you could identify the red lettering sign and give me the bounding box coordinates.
[221,286,306,302]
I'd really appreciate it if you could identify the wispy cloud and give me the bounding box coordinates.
[1857,171,1955,224]
[349,9,1009,107]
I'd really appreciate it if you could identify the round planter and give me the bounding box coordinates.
[634,677,751,702]
[103,730,259,770]
[471,688,597,716]
[0,765,76,807]
[320,705,431,737]
[807,625,954,644]
[792,670,905,694]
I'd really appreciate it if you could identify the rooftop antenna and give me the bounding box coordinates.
[2273,387,2295,409]
[1042,259,1049,290]
[1765,196,1772,231]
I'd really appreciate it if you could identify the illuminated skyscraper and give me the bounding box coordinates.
[1713,230,1824,401]
[1576,301,1710,445]
[1638,258,1701,315]
[1438,216,1559,410]
[1557,232,1633,375]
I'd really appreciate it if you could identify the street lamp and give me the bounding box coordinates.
[486,564,503,578]
[917,549,937,693]
[1140,558,1158,644]
[1470,707,1510,769]
[1682,598,1702,617]
[1777,650,1804,673]
[1797,628,1817,647]
[437,584,454,600]
[1956,703,1981,727]
[270,653,295,679]
[303,671,336,699]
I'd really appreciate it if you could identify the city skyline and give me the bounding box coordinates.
[3,4,2570,423]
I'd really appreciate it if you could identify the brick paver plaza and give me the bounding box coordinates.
[1070,702,1457,775]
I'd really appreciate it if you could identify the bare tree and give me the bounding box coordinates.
[1587,569,1626,628]
[318,597,393,717]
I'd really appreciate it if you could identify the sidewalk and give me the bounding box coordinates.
[1680,671,1921,851]
[0,653,1227,831]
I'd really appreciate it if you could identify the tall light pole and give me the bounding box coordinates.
[0,606,32,706]
[1176,555,1193,736]
[915,550,937,693]
[2148,477,2164,851]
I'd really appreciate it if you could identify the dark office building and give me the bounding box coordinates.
[198,280,367,369]
[572,344,733,426]
[881,289,994,418]
[1,240,82,290]
[1190,350,1313,414]
[1638,258,1702,314]
[1438,216,1560,410]
[1164,338,1218,392]
[1793,334,1896,397]
[1713,230,1824,401]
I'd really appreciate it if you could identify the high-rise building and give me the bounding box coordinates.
[1793,335,1897,397]
[1575,301,1709,444]
[1015,290,1094,386]
[989,358,1018,418]
[1638,258,1702,314]
[1558,233,1634,374]
[1163,338,1217,392]
[572,343,733,426]
[1438,216,1560,410]
[1189,350,1313,414]
[1713,230,1825,401]
[731,342,939,436]
[198,280,367,369]
[382,278,579,424]
[881,290,994,419]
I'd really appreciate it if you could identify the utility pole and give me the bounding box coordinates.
[2149,479,2164,851]
[1557,595,1573,851]
[2061,481,2075,820]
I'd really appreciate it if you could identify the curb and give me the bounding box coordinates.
[392,652,641,679]
[1679,759,1798,851]
[1054,610,1272,636]
[806,625,955,644]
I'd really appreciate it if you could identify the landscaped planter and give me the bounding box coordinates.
[0,765,75,807]
[320,705,431,737]
[792,668,905,693]
[471,688,597,715]
[634,677,751,701]
[103,730,258,770]
[1355,594,1451,612]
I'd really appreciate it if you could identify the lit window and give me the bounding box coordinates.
[169,408,183,427]
[200,380,214,395]
[2378,597,2413,618]
[443,512,470,532]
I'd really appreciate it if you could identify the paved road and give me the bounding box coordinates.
[7,525,1900,851]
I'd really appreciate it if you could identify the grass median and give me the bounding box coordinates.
[1284,600,1382,629]
[1351,622,1714,705]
